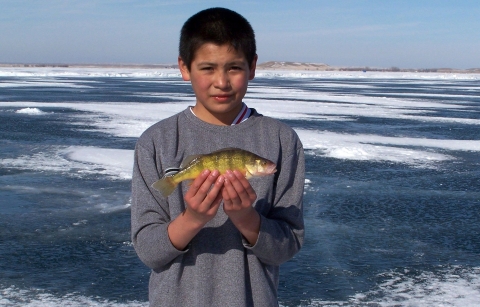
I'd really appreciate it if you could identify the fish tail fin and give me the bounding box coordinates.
[152,176,177,197]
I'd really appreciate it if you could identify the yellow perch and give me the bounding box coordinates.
[152,148,277,197]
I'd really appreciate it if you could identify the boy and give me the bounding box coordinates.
[131,7,304,307]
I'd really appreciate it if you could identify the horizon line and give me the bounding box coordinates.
[0,62,479,73]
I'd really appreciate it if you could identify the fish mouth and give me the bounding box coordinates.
[266,163,277,174]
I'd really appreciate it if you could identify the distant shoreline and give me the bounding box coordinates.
[257,61,480,74]
[1,61,479,74]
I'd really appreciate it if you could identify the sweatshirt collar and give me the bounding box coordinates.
[189,103,251,126]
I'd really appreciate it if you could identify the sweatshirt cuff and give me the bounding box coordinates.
[241,214,264,250]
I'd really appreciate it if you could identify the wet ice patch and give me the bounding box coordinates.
[62,146,134,180]
[296,129,479,167]
[293,266,480,307]
[0,146,134,180]
[0,285,147,307]
[1,101,191,138]
[353,266,480,307]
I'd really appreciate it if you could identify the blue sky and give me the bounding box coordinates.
[1,0,479,68]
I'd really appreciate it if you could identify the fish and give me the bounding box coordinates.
[152,148,277,197]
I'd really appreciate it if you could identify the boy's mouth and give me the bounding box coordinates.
[213,95,232,102]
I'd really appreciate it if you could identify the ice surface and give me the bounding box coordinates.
[2,67,480,306]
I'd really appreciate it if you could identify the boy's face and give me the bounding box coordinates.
[178,43,257,125]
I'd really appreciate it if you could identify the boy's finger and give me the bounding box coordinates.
[232,170,256,195]
[226,170,255,204]
[207,185,224,213]
[185,170,221,210]
[193,170,221,207]
[197,169,220,194]
[202,174,225,209]
[222,176,242,207]
[185,169,211,198]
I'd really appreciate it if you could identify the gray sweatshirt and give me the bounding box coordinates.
[131,107,305,307]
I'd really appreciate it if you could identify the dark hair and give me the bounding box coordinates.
[179,7,256,70]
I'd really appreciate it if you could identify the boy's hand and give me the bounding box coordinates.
[184,169,224,226]
[168,169,224,250]
[222,170,260,245]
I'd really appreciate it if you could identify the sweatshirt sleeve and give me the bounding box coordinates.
[245,145,305,266]
[131,142,187,270]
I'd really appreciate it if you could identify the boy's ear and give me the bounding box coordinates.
[248,54,258,80]
[178,57,191,81]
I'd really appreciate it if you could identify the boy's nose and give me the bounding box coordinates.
[213,71,230,89]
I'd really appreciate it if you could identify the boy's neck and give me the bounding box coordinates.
[191,103,244,126]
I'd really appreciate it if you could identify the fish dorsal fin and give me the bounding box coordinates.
[180,154,202,168]
[210,147,242,154]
